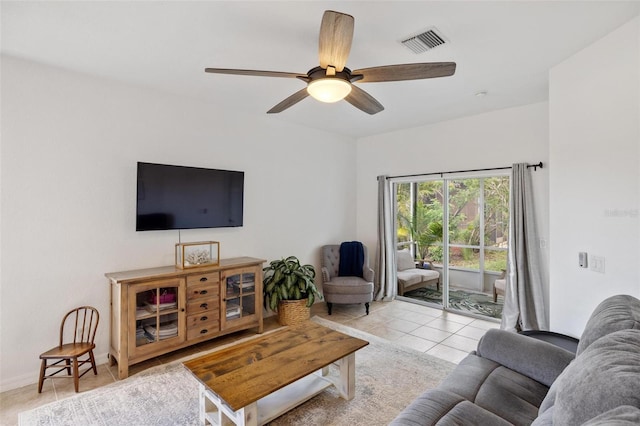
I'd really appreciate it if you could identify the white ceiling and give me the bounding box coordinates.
[2,1,639,138]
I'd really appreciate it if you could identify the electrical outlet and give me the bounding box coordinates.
[579,252,588,268]
[590,256,605,273]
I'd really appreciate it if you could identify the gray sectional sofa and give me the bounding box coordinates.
[390,294,640,425]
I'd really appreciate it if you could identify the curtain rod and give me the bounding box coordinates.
[381,162,543,180]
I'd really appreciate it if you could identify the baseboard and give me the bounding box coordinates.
[0,351,110,393]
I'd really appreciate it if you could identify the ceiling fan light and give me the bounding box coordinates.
[307,78,352,103]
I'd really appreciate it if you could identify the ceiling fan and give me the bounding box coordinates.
[205,10,456,115]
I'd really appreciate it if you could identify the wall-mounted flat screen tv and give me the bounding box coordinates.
[136,162,244,231]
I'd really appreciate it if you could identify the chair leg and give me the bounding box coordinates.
[493,287,497,303]
[327,303,333,315]
[65,358,72,375]
[89,350,98,375]
[38,359,46,393]
[365,303,370,315]
[72,357,80,392]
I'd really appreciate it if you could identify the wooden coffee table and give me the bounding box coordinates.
[183,321,369,426]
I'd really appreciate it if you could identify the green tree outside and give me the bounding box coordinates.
[396,177,509,272]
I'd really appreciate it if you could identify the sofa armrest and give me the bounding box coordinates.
[322,265,373,283]
[421,259,434,269]
[321,266,330,283]
[363,266,374,282]
[476,329,575,387]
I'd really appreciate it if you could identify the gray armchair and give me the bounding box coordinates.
[321,244,374,315]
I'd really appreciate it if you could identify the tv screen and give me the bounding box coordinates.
[136,162,244,231]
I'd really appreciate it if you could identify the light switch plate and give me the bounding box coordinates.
[590,256,605,273]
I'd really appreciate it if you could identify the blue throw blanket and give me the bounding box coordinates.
[338,241,364,278]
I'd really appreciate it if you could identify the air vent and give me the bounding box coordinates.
[401,28,447,54]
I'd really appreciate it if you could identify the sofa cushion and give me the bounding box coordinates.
[322,277,374,295]
[442,401,514,426]
[474,366,549,425]
[397,269,439,286]
[389,389,511,426]
[583,406,640,425]
[530,406,553,426]
[397,250,415,271]
[576,294,640,355]
[543,329,640,425]
[436,355,498,399]
[437,354,548,425]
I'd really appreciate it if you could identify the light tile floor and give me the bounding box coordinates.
[315,299,500,364]
[0,299,499,425]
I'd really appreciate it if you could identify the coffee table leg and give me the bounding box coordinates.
[199,384,206,425]
[197,386,259,426]
[238,402,258,426]
[336,352,356,400]
[200,385,230,426]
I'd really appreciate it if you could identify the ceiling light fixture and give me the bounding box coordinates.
[307,78,352,103]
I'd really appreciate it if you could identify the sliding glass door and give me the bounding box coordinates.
[396,180,445,306]
[395,173,509,319]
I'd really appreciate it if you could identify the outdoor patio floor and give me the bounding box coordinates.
[401,286,504,319]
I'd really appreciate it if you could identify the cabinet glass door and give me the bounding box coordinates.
[222,268,257,329]
[129,278,185,357]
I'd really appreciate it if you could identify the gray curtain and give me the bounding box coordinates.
[375,175,397,300]
[501,163,548,331]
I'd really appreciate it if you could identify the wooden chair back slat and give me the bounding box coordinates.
[58,306,100,348]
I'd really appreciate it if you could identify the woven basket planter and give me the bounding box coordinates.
[277,299,311,326]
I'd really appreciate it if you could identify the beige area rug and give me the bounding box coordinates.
[19,317,455,426]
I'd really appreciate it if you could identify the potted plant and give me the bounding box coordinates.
[263,256,322,325]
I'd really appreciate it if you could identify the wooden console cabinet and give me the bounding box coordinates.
[106,256,265,379]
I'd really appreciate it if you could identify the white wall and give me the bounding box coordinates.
[3,15,638,392]
[0,56,356,390]
[548,16,640,337]
[355,102,550,307]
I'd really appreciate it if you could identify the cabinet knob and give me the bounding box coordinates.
[181,308,185,312]
[199,290,208,295]
[200,329,208,334]
[199,277,208,282]
[201,316,208,321]
[200,303,208,309]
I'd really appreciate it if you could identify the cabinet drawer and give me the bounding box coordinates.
[187,283,219,301]
[187,312,219,328]
[187,320,221,340]
[187,272,220,287]
[187,297,218,315]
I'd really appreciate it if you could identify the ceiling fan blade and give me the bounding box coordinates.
[205,68,306,79]
[267,88,310,114]
[344,85,384,115]
[352,62,456,83]
[318,10,354,72]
